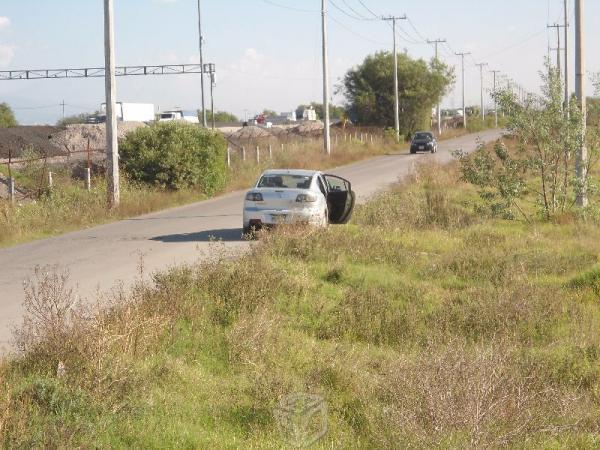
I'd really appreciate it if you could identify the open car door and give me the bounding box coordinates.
[323,174,356,224]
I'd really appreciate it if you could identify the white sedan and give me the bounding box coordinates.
[243,169,356,234]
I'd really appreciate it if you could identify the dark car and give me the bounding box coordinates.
[410,131,438,154]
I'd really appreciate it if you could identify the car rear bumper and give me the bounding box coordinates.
[243,207,324,227]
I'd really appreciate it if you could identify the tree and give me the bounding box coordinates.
[262,109,278,118]
[456,64,596,220]
[207,110,239,123]
[0,103,18,128]
[340,51,454,135]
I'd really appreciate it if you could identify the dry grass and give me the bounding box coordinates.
[2,155,600,448]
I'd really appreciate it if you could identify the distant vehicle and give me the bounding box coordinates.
[98,102,155,123]
[243,169,355,234]
[303,107,317,121]
[158,110,200,124]
[410,131,438,154]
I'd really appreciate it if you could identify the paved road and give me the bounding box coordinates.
[0,130,501,354]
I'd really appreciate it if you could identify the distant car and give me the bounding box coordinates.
[410,131,438,154]
[243,169,356,234]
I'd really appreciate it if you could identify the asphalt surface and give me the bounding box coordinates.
[0,129,502,354]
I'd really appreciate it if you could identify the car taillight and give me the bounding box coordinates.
[246,192,263,201]
[296,193,318,203]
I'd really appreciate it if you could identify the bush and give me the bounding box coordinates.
[120,122,228,193]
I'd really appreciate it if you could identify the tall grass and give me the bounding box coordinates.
[1,160,599,448]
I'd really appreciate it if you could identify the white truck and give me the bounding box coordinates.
[96,102,155,123]
[158,110,200,124]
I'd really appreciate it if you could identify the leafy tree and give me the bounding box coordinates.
[120,122,228,193]
[456,64,596,220]
[207,110,239,122]
[340,51,454,135]
[0,103,18,128]
[261,109,278,118]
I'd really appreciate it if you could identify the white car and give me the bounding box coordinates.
[243,169,356,234]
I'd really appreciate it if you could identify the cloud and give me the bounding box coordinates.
[0,44,14,67]
[0,17,10,31]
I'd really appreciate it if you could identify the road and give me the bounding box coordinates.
[0,130,501,354]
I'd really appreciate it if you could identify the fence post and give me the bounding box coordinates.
[281,142,284,152]
[8,177,15,203]
[242,146,246,161]
[85,168,91,191]
[269,144,273,159]
[335,134,338,146]
[47,171,53,189]
[226,147,231,167]
[370,134,374,144]
[256,146,260,164]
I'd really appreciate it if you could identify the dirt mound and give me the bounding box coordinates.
[290,121,324,137]
[229,125,273,141]
[0,126,64,158]
[50,122,147,152]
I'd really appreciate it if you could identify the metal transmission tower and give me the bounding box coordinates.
[476,63,488,120]
[322,0,331,155]
[104,0,119,208]
[455,52,471,129]
[575,0,587,207]
[197,0,208,128]
[0,64,213,81]
[382,15,407,143]
[427,39,447,136]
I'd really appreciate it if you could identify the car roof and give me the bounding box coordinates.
[415,131,433,135]
[260,169,321,177]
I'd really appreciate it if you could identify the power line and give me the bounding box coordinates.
[329,14,386,45]
[356,0,380,18]
[341,0,373,20]
[260,0,317,13]
[330,0,375,21]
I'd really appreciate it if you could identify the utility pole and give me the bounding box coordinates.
[490,70,500,128]
[428,38,446,136]
[476,63,488,120]
[104,0,119,208]
[548,23,564,75]
[383,15,407,143]
[455,52,471,129]
[321,0,331,155]
[60,100,65,119]
[575,0,587,207]
[197,0,207,128]
[563,0,570,112]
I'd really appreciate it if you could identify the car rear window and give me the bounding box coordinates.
[414,133,432,140]
[257,174,313,189]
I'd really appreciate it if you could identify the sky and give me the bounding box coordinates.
[0,0,599,125]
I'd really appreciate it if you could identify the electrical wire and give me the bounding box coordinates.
[328,14,387,46]
[260,0,317,14]
[330,0,374,21]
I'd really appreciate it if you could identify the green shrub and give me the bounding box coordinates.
[120,122,228,193]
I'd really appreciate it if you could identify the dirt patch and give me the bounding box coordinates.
[229,125,273,141]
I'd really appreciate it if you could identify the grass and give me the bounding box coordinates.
[1,155,600,448]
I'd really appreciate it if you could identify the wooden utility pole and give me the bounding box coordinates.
[321,0,331,155]
[575,0,587,207]
[383,15,406,143]
[104,0,119,208]
[428,39,446,136]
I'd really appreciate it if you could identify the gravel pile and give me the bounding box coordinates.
[229,125,273,141]
[0,126,63,158]
[50,122,147,152]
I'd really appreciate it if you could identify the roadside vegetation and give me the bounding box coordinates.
[2,149,600,447]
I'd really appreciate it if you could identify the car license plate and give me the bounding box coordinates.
[419,145,424,150]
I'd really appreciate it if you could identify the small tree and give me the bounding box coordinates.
[456,63,596,220]
[0,102,18,128]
